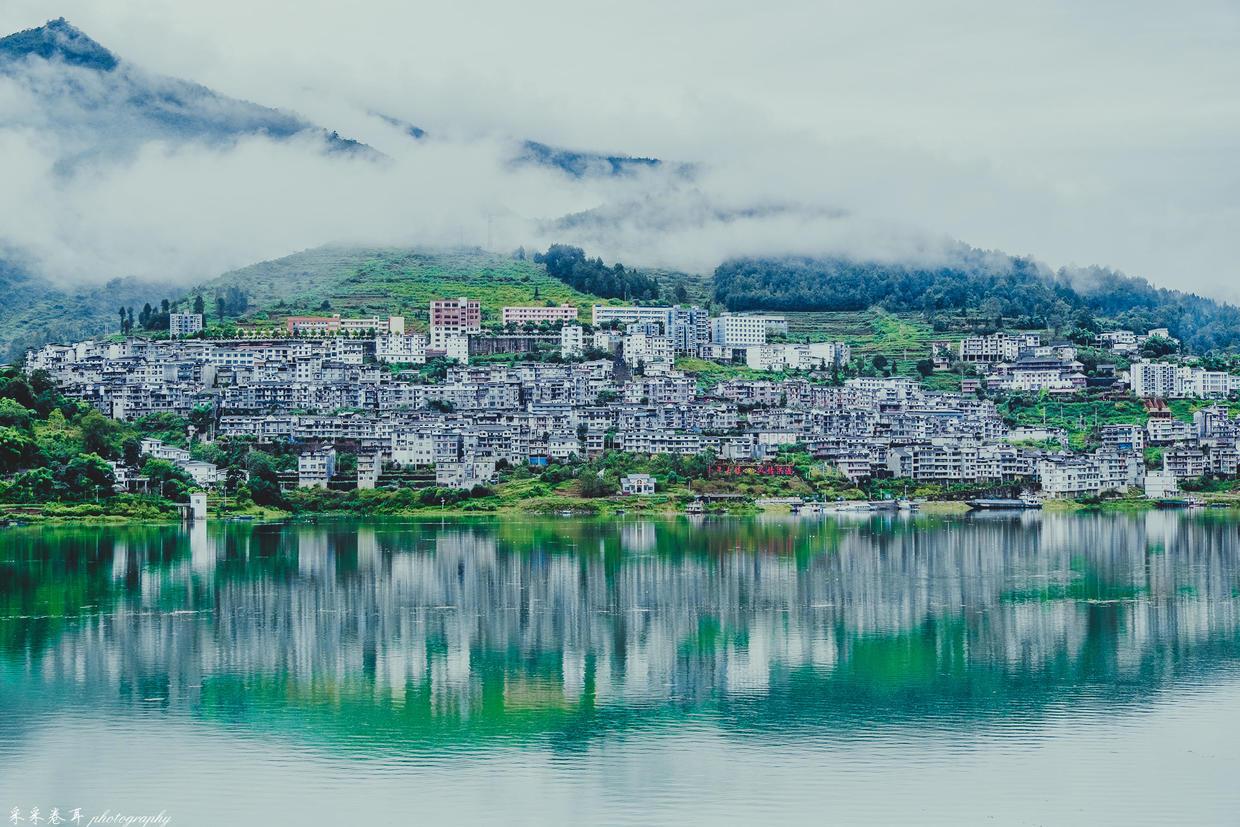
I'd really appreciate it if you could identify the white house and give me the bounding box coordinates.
[620,473,656,495]
[298,448,337,488]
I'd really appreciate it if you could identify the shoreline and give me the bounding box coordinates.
[7,496,1237,526]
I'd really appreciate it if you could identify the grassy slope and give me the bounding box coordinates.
[197,246,623,328]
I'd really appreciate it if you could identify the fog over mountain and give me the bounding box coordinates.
[0,2,1238,299]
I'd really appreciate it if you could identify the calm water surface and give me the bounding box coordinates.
[3,512,1240,825]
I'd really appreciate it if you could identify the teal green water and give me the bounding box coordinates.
[2,512,1240,825]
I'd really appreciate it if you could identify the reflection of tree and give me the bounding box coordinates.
[2,513,1239,753]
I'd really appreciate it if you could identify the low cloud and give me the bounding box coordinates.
[1,0,1239,301]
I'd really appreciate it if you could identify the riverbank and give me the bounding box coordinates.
[12,493,1237,525]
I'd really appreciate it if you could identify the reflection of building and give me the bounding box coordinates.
[15,514,1240,739]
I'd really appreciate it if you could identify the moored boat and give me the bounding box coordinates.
[966,498,1040,510]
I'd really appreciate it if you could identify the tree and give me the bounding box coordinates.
[674,283,689,303]
[5,468,54,502]
[188,404,216,439]
[161,298,170,314]
[915,358,935,377]
[872,354,889,372]
[79,409,123,458]
[0,398,33,431]
[140,458,194,501]
[216,296,227,320]
[118,305,127,333]
[193,295,205,315]
[0,426,35,472]
[59,453,115,500]
[577,469,615,498]
[1140,335,1178,358]
[535,244,659,301]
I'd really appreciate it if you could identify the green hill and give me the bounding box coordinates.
[193,246,623,329]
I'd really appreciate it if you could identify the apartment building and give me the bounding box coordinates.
[169,313,203,337]
[957,333,1040,363]
[429,298,482,335]
[297,448,337,488]
[711,314,788,347]
[502,304,578,325]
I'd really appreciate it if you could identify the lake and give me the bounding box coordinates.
[2,512,1240,825]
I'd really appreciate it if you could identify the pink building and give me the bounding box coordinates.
[501,304,579,325]
[429,298,482,334]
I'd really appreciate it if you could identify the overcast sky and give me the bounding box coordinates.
[2,0,1238,296]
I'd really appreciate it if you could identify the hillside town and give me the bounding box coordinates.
[21,298,1240,509]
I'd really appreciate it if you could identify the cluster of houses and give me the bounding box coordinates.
[23,300,1240,501]
[936,330,1240,401]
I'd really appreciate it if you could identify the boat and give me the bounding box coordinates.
[1153,498,1190,509]
[867,500,900,511]
[966,498,1040,510]
[896,499,920,512]
[685,500,705,515]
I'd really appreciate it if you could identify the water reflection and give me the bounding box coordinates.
[2,512,1240,755]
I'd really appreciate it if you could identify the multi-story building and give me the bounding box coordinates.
[1038,451,1143,498]
[958,333,1040,363]
[622,331,674,370]
[1129,360,1240,399]
[560,324,585,358]
[501,305,578,325]
[375,333,429,364]
[710,314,788,347]
[169,313,203,337]
[1097,423,1146,452]
[297,447,337,488]
[591,305,673,329]
[429,298,482,335]
[744,342,850,372]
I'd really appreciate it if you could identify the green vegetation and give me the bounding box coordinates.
[998,395,1150,448]
[535,244,660,302]
[0,366,182,519]
[714,251,1240,353]
[200,247,619,330]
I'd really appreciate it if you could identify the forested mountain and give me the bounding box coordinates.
[513,141,665,179]
[535,245,661,301]
[0,18,374,159]
[713,253,1240,353]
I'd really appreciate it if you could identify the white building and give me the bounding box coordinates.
[169,313,203,337]
[711,314,788,347]
[1129,360,1240,399]
[744,342,850,372]
[1144,471,1180,499]
[375,333,429,364]
[620,473,656,495]
[958,333,1039,363]
[427,333,470,364]
[298,448,337,488]
[560,324,585,358]
[1038,452,1143,498]
[435,458,497,489]
[622,331,674,370]
[592,305,673,329]
[356,453,382,489]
